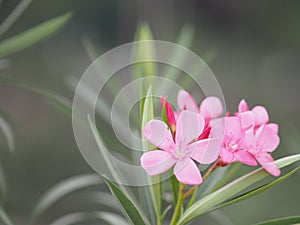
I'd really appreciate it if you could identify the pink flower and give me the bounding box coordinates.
[245,125,281,176]
[177,90,223,121]
[237,99,270,130]
[211,116,257,166]
[141,111,220,185]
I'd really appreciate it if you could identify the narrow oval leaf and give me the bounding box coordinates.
[0,204,14,225]
[0,116,15,152]
[105,179,148,225]
[132,23,156,80]
[0,162,7,201]
[254,216,300,225]
[0,0,32,37]
[0,12,72,57]
[178,154,300,225]
[0,77,73,118]
[157,25,194,94]
[48,211,129,225]
[141,87,162,224]
[31,174,103,219]
[208,165,300,213]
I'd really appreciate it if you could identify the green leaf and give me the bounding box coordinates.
[0,162,7,202]
[170,174,179,204]
[31,174,103,220]
[0,204,14,225]
[0,12,72,58]
[0,77,72,118]
[157,24,194,94]
[0,0,32,38]
[48,211,129,225]
[105,179,148,225]
[253,216,300,225]
[178,154,300,225]
[208,165,300,213]
[210,162,242,193]
[132,22,157,80]
[141,87,162,224]
[0,115,15,152]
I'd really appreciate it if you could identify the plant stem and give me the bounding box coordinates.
[184,162,219,201]
[170,182,185,225]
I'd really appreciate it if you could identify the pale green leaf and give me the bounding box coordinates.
[157,24,194,94]
[0,162,7,201]
[178,154,300,225]
[0,204,14,225]
[105,179,148,225]
[0,12,72,57]
[208,165,300,213]
[0,77,73,118]
[31,174,103,219]
[48,211,129,225]
[141,87,162,224]
[0,0,32,37]
[0,116,15,152]
[254,216,300,225]
[132,22,156,80]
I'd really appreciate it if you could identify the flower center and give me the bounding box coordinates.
[173,146,186,159]
[226,139,239,152]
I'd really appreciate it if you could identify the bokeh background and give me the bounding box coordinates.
[0,0,299,224]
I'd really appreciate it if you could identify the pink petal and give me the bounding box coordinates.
[140,150,176,176]
[177,90,198,112]
[252,106,269,126]
[188,138,221,164]
[245,129,256,154]
[256,126,280,152]
[256,153,281,176]
[199,96,223,119]
[222,117,243,140]
[143,120,175,151]
[220,148,234,163]
[238,99,249,113]
[175,111,205,146]
[266,123,279,134]
[240,111,254,130]
[234,150,257,166]
[174,158,202,185]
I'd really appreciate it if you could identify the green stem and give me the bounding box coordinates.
[184,161,219,206]
[170,183,185,225]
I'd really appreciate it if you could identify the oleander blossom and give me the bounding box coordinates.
[211,117,258,166]
[177,90,223,122]
[160,90,223,140]
[141,110,220,185]
[211,100,281,176]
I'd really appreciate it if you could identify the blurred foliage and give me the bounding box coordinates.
[0,0,299,225]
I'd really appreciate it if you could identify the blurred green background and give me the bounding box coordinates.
[0,0,299,224]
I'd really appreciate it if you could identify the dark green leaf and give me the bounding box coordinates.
[105,179,148,225]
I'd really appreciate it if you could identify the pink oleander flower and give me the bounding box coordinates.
[141,110,220,185]
[211,116,258,166]
[245,124,281,176]
[177,90,223,122]
[237,99,271,130]
[237,99,279,133]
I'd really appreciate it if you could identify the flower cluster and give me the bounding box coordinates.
[141,90,280,185]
